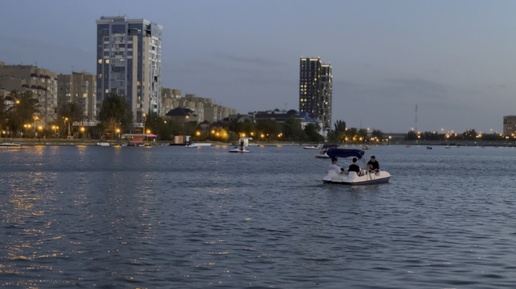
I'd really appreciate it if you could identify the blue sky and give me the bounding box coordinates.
[2,0,516,133]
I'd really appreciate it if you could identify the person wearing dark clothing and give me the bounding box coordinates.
[366,156,380,173]
[348,157,361,174]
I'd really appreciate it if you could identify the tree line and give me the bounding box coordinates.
[12,90,507,143]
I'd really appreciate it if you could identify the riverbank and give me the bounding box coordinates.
[2,138,516,147]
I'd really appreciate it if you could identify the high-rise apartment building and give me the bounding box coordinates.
[299,57,332,129]
[96,16,162,127]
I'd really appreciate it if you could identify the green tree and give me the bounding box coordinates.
[371,129,384,141]
[58,101,84,137]
[304,123,324,143]
[282,117,306,141]
[98,93,133,139]
[5,90,40,136]
[0,95,7,132]
[333,120,347,143]
[462,129,477,140]
[143,112,178,140]
[255,119,281,141]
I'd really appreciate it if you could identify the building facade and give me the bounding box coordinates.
[503,115,516,136]
[57,72,97,123]
[160,89,237,123]
[0,64,58,125]
[96,16,162,127]
[160,88,182,116]
[299,57,332,129]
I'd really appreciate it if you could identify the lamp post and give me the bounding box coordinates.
[142,112,146,134]
[37,125,43,142]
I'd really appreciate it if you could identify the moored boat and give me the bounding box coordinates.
[304,144,322,150]
[315,144,339,159]
[0,142,21,147]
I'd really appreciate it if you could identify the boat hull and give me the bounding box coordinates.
[315,153,330,159]
[322,171,390,186]
[229,149,249,153]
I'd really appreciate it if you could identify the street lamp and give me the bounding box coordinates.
[80,127,85,140]
[51,125,59,138]
[63,117,71,139]
[37,125,43,141]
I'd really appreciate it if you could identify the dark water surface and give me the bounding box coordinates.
[1,144,516,288]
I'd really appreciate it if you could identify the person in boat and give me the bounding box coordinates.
[240,140,244,151]
[328,157,344,174]
[348,157,361,175]
[366,156,380,174]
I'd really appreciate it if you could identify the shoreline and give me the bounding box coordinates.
[2,138,516,148]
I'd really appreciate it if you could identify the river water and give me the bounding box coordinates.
[1,144,516,288]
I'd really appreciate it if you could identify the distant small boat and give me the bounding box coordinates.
[0,142,21,147]
[427,146,433,150]
[304,144,321,150]
[229,147,250,153]
[229,137,252,153]
[96,142,110,147]
[186,142,211,148]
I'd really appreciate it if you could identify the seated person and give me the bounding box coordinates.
[366,155,380,173]
[348,157,361,175]
[328,157,343,174]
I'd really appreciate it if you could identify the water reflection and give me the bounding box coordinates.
[2,146,516,288]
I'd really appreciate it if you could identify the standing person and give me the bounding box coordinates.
[348,157,361,174]
[367,156,380,173]
[328,157,343,174]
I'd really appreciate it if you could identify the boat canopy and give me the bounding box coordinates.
[326,148,365,159]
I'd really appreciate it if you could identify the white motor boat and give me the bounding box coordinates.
[321,148,391,185]
[0,142,21,147]
[187,142,211,147]
[315,144,339,159]
[229,137,252,153]
[304,144,321,150]
[229,147,250,153]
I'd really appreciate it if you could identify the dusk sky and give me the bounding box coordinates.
[2,0,516,133]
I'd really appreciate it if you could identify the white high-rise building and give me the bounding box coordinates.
[96,16,162,127]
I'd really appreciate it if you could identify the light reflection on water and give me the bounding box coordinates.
[1,145,516,288]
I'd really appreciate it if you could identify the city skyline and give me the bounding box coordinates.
[2,0,516,133]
